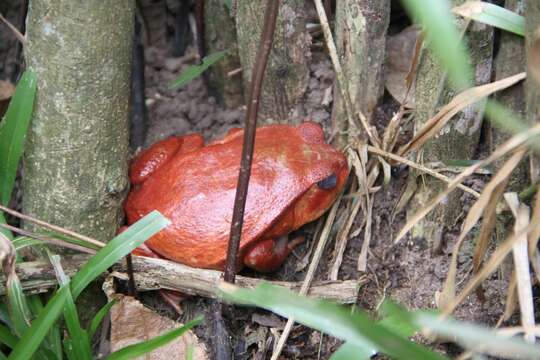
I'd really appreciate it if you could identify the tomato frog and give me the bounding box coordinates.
[124,121,349,272]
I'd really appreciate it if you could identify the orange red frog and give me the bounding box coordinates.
[124,121,349,272]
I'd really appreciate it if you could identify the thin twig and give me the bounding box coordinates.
[0,223,97,255]
[0,204,105,248]
[0,13,26,45]
[224,0,280,283]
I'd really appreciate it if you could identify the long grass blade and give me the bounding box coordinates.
[453,1,525,36]
[220,283,447,360]
[0,70,37,206]
[70,210,170,299]
[49,254,92,360]
[169,51,227,89]
[88,299,117,339]
[399,0,471,89]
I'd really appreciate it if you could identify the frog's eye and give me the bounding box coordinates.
[317,173,337,190]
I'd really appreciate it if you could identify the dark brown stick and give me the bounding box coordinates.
[195,0,205,59]
[223,0,280,283]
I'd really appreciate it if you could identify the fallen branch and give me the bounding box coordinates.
[5,255,364,304]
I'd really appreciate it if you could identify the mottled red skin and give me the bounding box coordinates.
[124,122,349,272]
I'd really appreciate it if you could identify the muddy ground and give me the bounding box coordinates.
[139,30,515,358]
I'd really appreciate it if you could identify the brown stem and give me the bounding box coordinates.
[195,0,205,59]
[223,0,280,283]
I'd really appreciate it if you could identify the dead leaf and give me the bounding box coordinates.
[438,148,526,309]
[385,26,420,108]
[452,1,485,18]
[110,294,208,360]
[505,193,535,343]
[395,123,540,244]
[398,72,526,156]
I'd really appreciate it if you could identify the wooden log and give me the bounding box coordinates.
[5,255,365,304]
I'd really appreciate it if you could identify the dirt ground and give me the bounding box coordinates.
[140,31,514,358]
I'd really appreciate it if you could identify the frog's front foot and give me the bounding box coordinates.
[243,235,304,272]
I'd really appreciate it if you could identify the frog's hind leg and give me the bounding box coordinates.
[243,235,305,272]
[129,134,204,185]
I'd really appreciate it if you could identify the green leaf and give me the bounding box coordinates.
[105,317,203,360]
[8,285,70,360]
[26,294,62,359]
[49,254,92,360]
[399,0,471,89]
[223,0,231,11]
[382,301,540,359]
[0,324,18,348]
[70,210,169,299]
[11,237,43,251]
[0,212,12,240]
[330,342,374,360]
[169,51,227,89]
[220,283,447,360]
[6,274,32,338]
[453,1,524,37]
[0,70,37,206]
[88,299,117,339]
[7,211,169,360]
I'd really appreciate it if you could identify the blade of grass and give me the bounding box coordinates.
[70,210,170,299]
[7,211,169,360]
[27,294,62,360]
[383,301,540,359]
[169,51,227,89]
[0,70,37,206]
[49,253,92,360]
[0,324,18,348]
[0,233,31,338]
[220,283,447,360]
[88,299,117,339]
[453,1,525,36]
[399,0,471,89]
[330,342,373,360]
[105,316,203,360]
[7,285,70,360]
[11,237,42,252]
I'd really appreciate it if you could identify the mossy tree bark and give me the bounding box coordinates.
[332,0,390,147]
[525,0,540,184]
[23,1,134,241]
[493,0,527,191]
[235,0,310,123]
[408,2,494,252]
[204,0,244,108]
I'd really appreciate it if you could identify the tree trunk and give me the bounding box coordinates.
[492,0,527,191]
[526,0,540,183]
[332,0,390,147]
[204,0,244,108]
[235,0,310,122]
[408,1,494,252]
[23,0,134,241]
